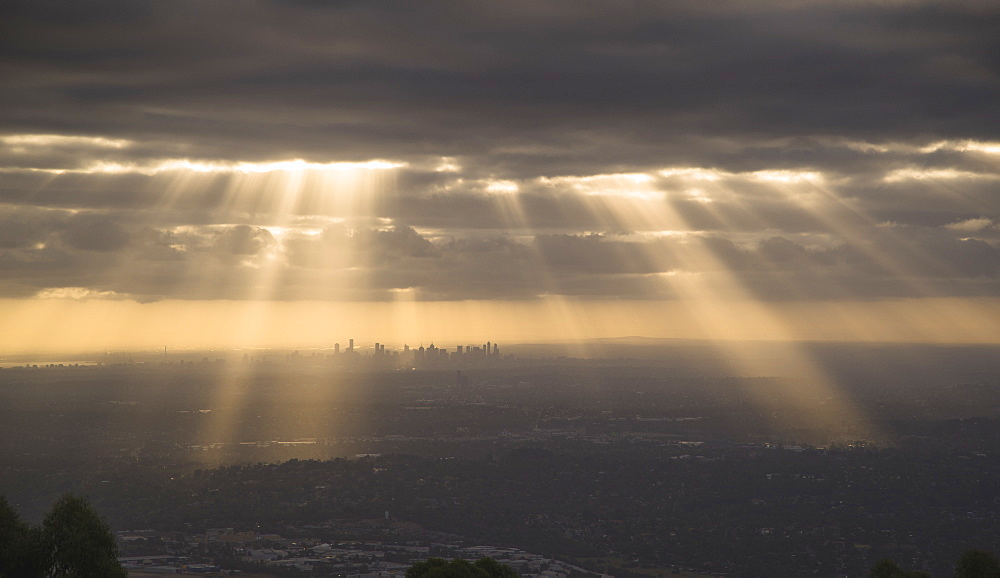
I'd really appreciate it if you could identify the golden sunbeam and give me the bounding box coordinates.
[185,162,403,457]
[4,4,1000,572]
[560,175,884,442]
[0,297,998,355]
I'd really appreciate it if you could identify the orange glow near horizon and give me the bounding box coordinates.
[4,148,997,449]
[1,297,997,355]
[2,136,998,362]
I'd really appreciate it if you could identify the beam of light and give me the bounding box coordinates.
[536,173,682,232]
[550,171,885,443]
[2,152,407,461]
[696,171,994,440]
[4,130,997,449]
[668,254,881,444]
[184,159,404,458]
[484,179,520,194]
[481,176,605,358]
[691,164,999,342]
[0,298,998,355]
[195,349,257,469]
[760,171,962,301]
[540,172,661,199]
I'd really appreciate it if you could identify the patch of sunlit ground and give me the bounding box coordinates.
[195,365,355,469]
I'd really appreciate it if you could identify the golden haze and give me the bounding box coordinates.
[1,296,997,354]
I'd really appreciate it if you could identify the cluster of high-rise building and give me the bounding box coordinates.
[324,339,509,369]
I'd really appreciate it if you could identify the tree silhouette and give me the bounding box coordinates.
[0,496,46,577]
[473,557,519,578]
[870,558,928,578]
[0,494,125,578]
[43,494,126,578]
[955,550,1000,578]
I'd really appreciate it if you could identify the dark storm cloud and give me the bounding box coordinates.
[0,205,59,249]
[2,0,998,171]
[0,205,995,302]
[1,0,998,303]
[60,213,131,252]
[213,225,275,256]
[534,234,660,275]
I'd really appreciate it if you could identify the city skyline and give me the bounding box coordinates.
[1,1,998,353]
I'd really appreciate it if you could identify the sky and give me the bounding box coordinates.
[0,0,998,352]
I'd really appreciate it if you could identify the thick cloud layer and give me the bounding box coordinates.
[0,0,997,303]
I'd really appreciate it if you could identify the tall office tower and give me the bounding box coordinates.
[494,343,499,356]
[349,338,354,352]
[334,343,340,354]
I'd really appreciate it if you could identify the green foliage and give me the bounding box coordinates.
[876,550,1000,578]
[0,494,125,578]
[407,557,517,578]
[955,550,1000,578]
[871,559,903,578]
[0,496,47,578]
[870,558,928,578]
[474,557,519,578]
[407,557,484,578]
